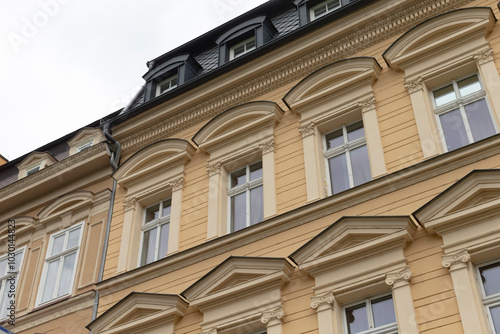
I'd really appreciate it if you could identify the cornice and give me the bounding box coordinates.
[119,0,472,156]
[0,143,108,199]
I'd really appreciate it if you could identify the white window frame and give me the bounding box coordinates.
[310,0,341,21]
[227,161,263,233]
[476,259,500,334]
[36,222,84,306]
[156,74,178,96]
[431,73,498,152]
[0,247,25,320]
[76,138,93,153]
[323,120,370,195]
[342,292,398,334]
[229,36,256,60]
[139,199,171,266]
[25,162,42,177]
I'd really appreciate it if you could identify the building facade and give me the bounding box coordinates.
[1,0,500,333]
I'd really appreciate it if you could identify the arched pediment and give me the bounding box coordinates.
[87,292,187,334]
[113,139,196,187]
[38,190,95,220]
[283,57,381,113]
[0,216,36,242]
[192,101,283,151]
[383,7,496,70]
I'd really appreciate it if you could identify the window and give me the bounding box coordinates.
[477,260,500,333]
[324,121,371,195]
[230,36,256,60]
[343,294,397,334]
[310,0,341,20]
[76,141,93,153]
[432,74,497,152]
[0,248,25,319]
[25,163,41,177]
[140,199,171,266]
[156,74,178,96]
[38,223,83,305]
[228,161,263,232]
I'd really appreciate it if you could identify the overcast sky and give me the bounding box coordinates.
[0,0,268,161]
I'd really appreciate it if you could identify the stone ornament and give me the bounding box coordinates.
[259,139,275,154]
[261,308,284,324]
[298,122,315,138]
[206,162,222,176]
[385,266,412,286]
[310,292,335,309]
[442,250,471,269]
[404,77,423,93]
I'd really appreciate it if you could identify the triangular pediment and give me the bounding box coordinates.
[182,257,294,302]
[414,169,500,232]
[16,151,57,169]
[290,216,415,266]
[67,128,104,146]
[87,292,187,334]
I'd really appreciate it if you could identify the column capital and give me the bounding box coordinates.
[385,266,412,287]
[404,77,423,94]
[474,47,494,65]
[311,292,335,310]
[261,307,284,324]
[259,139,275,154]
[358,96,376,113]
[298,121,315,138]
[122,198,137,212]
[169,176,184,191]
[442,250,470,270]
[206,161,222,176]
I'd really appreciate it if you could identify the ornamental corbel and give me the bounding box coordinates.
[261,307,284,324]
[385,266,412,287]
[404,77,423,94]
[206,162,222,176]
[442,250,470,270]
[311,291,335,310]
[298,122,315,138]
[474,47,494,65]
[122,198,137,211]
[259,139,275,154]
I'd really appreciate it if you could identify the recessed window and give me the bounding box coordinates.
[432,74,497,152]
[25,164,41,177]
[343,294,397,334]
[0,248,25,319]
[477,260,500,333]
[228,161,263,232]
[310,0,341,20]
[140,199,171,266]
[38,223,83,305]
[156,74,178,96]
[230,36,256,60]
[324,120,371,195]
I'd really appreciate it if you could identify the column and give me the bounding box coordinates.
[385,267,418,334]
[259,139,277,218]
[299,121,323,202]
[311,292,335,334]
[117,197,137,273]
[206,162,221,240]
[475,47,500,125]
[168,177,183,254]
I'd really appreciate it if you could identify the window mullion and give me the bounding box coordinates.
[366,299,375,329]
[459,105,474,144]
[52,256,64,299]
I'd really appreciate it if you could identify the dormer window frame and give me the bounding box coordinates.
[229,36,257,60]
[25,162,42,177]
[310,0,341,21]
[156,74,179,96]
[295,0,350,25]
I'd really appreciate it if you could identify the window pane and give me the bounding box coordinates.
[250,186,263,226]
[141,227,157,265]
[372,296,396,328]
[350,145,371,186]
[145,204,160,223]
[233,44,245,57]
[490,305,500,333]
[314,5,327,18]
[328,153,350,194]
[439,109,469,151]
[250,162,263,181]
[346,303,369,334]
[465,99,496,142]
[326,129,344,150]
[57,253,76,297]
[170,77,178,88]
[158,223,169,259]
[0,280,11,318]
[51,234,65,256]
[13,251,24,272]
[246,38,256,51]
[327,0,340,10]
[480,262,500,296]
[434,84,456,107]
[67,228,80,249]
[231,192,247,232]
[347,121,365,142]
[42,260,60,302]
[0,259,7,276]
[231,168,247,188]
[458,75,481,97]
[162,199,172,217]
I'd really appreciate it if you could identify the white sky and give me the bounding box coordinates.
[0,0,268,161]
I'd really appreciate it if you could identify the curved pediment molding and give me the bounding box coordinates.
[0,216,37,243]
[414,169,500,234]
[182,256,294,306]
[383,7,496,71]
[283,57,381,114]
[16,151,57,170]
[113,139,196,188]
[290,216,416,275]
[192,101,283,153]
[87,292,187,334]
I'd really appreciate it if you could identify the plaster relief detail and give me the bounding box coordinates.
[169,177,184,191]
[474,47,494,65]
[298,122,315,138]
[122,198,137,212]
[259,139,275,154]
[310,292,335,309]
[442,250,471,269]
[206,162,222,176]
[261,308,284,324]
[358,96,376,112]
[404,77,423,93]
[385,266,412,286]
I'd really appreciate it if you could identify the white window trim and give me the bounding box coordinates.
[229,36,256,60]
[323,121,369,196]
[36,222,84,306]
[76,138,93,153]
[25,163,42,177]
[475,259,500,334]
[0,247,26,320]
[138,199,171,266]
[341,292,398,334]
[227,162,264,233]
[156,74,178,96]
[430,73,498,152]
[310,0,341,21]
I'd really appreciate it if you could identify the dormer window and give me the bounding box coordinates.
[25,163,41,177]
[16,151,57,179]
[230,36,256,60]
[156,74,178,96]
[310,0,340,20]
[68,128,105,156]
